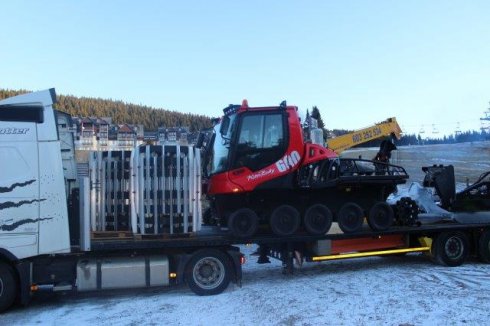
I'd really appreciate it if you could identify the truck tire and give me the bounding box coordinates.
[270,205,300,236]
[478,230,490,263]
[0,262,17,312]
[431,232,469,267]
[337,202,364,234]
[227,208,258,238]
[185,249,232,296]
[304,204,333,235]
[367,202,394,231]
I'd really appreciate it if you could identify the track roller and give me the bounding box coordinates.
[304,204,333,235]
[367,202,394,231]
[227,208,258,238]
[270,205,301,236]
[337,202,364,234]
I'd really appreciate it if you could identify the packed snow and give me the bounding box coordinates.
[2,243,490,325]
[2,142,490,325]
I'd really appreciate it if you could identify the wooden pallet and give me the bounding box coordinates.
[91,231,133,240]
[91,231,194,241]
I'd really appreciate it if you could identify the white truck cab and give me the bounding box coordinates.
[0,89,70,260]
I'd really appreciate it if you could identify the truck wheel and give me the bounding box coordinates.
[304,204,333,235]
[478,230,490,263]
[0,262,17,312]
[227,208,258,238]
[367,202,394,231]
[270,205,300,236]
[186,249,232,296]
[431,232,469,267]
[337,202,364,233]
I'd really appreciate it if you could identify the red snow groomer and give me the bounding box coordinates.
[201,100,408,238]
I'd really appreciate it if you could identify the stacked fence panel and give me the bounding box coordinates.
[89,145,201,236]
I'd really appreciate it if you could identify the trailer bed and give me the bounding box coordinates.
[88,221,490,251]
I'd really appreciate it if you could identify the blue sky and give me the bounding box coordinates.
[1,1,489,135]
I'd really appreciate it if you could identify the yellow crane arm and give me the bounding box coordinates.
[326,117,402,155]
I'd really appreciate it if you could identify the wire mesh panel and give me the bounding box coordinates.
[89,145,202,236]
[89,150,132,232]
[132,145,202,235]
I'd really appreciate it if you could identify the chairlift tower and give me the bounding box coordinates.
[481,102,490,132]
[455,122,461,136]
[431,124,439,135]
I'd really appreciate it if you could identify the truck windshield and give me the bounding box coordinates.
[208,114,237,175]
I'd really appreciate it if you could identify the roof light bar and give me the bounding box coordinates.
[223,104,240,116]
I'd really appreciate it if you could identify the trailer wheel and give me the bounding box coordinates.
[228,208,258,238]
[337,202,364,234]
[367,202,394,231]
[304,204,333,235]
[270,205,301,236]
[0,262,17,312]
[431,232,469,267]
[478,230,490,263]
[186,249,232,296]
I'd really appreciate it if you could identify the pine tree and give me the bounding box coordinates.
[310,106,325,129]
[304,109,310,128]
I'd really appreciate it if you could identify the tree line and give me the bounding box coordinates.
[1,89,487,145]
[0,89,212,132]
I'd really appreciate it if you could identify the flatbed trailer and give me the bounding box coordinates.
[1,89,490,313]
[13,220,489,311]
[85,219,490,285]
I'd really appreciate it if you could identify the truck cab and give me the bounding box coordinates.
[0,89,70,261]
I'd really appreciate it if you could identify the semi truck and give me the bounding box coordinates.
[1,89,490,313]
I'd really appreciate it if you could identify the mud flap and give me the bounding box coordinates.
[227,248,243,287]
[15,261,32,306]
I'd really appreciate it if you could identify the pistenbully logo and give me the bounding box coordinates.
[247,168,275,181]
[275,151,301,172]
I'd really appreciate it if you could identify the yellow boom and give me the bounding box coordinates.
[326,117,402,154]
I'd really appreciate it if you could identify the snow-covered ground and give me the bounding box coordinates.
[2,244,490,325]
[342,140,490,183]
[2,141,489,325]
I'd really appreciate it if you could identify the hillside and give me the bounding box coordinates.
[342,140,490,183]
[0,89,212,131]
